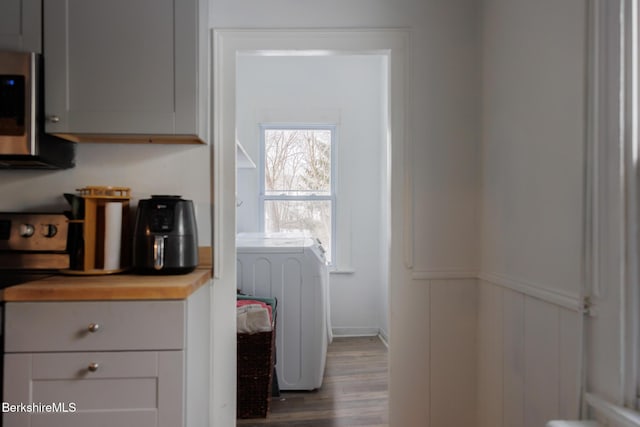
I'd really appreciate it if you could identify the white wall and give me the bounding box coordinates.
[478,0,587,425]
[0,143,212,245]
[480,0,585,296]
[235,54,388,337]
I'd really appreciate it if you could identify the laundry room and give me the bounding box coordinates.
[234,52,390,392]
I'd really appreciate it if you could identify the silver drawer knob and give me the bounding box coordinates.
[88,362,99,372]
[88,323,100,333]
[47,115,60,123]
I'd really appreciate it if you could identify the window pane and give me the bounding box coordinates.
[264,129,332,196]
[264,199,332,262]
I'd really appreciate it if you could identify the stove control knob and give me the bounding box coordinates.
[19,224,35,238]
[41,224,58,238]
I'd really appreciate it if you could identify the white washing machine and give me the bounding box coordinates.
[236,232,330,391]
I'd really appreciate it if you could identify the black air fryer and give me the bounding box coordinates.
[133,195,198,274]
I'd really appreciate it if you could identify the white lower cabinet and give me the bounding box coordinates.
[4,351,182,427]
[3,285,210,427]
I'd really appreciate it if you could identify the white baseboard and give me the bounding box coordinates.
[378,329,389,348]
[411,270,477,280]
[331,327,389,349]
[332,327,380,337]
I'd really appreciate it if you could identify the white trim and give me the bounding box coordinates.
[402,33,414,270]
[411,271,584,311]
[255,107,342,125]
[585,0,604,301]
[332,327,381,337]
[585,393,640,427]
[378,330,389,348]
[584,0,624,304]
[546,422,600,427]
[607,0,640,410]
[585,0,636,414]
[214,28,411,425]
[330,328,388,347]
[478,272,584,312]
[220,27,413,269]
[258,125,337,263]
[329,268,355,275]
[411,270,477,280]
[212,31,228,281]
[623,0,640,409]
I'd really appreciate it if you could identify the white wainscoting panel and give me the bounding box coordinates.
[430,279,478,427]
[392,278,431,425]
[477,280,581,427]
[560,309,581,420]
[477,280,504,427]
[503,288,526,427]
[525,296,561,427]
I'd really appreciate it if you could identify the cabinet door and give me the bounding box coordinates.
[43,0,201,139]
[3,351,184,427]
[0,0,41,52]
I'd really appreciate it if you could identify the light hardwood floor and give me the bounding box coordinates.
[237,336,389,427]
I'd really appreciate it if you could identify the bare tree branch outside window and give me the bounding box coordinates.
[262,128,334,262]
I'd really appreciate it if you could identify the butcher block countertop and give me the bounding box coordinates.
[2,268,212,302]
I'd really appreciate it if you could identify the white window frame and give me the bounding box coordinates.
[627,0,640,409]
[585,0,640,418]
[258,124,337,264]
[585,0,640,420]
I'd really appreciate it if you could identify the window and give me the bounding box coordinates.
[260,125,336,263]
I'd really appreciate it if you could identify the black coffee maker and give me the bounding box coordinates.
[133,195,198,274]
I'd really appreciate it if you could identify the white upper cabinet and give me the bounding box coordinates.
[43,0,209,144]
[0,0,41,52]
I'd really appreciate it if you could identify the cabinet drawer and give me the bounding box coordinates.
[5,300,185,352]
[4,351,183,427]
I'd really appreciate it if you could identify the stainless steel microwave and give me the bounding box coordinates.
[0,50,75,169]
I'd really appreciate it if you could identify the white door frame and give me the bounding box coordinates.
[211,28,412,426]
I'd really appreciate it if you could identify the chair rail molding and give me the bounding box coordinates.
[478,272,584,312]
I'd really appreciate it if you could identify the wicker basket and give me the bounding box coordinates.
[236,329,275,418]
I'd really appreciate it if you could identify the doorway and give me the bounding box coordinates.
[211,29,411,425]
[235,53,390,341]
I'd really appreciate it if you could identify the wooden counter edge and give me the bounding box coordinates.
[2,268,212,302]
